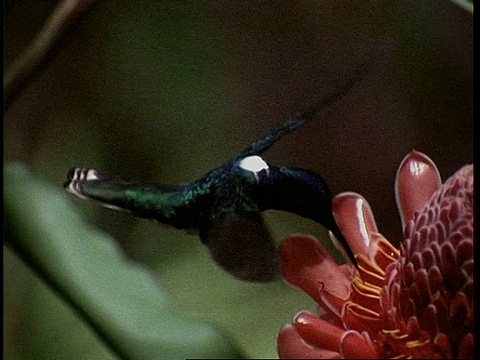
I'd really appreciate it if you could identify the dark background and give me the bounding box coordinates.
[5,1,472,358]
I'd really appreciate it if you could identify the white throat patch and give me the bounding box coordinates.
[239,155,269,182]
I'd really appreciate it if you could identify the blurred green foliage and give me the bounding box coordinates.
[5,1,472,359]
[5,163,244,360]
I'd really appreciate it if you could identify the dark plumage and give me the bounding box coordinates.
[65,68,363,281]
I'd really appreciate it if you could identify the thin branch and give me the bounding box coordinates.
[4,0,102,113]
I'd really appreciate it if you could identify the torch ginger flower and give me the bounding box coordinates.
[277,151,473,358]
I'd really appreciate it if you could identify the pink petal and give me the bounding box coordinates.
[341,331,380,358]
[277,325,341,359]
[458,333,473,358]
[332,192,379,257]
[293,312,345,350]
[395,150,442,229]
[280,234,351,316]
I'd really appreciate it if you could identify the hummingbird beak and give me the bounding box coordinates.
[330,228,358,269]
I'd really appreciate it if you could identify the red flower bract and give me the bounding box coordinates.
[277,151,473,359]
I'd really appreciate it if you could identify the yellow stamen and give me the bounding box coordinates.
[346,302,380,321]
[405,339,430,348]
[356,254,386,280]
[351,277,382,298]
[382,329,409,340]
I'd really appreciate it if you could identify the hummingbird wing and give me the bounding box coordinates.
[236,63,367,160]
[200,186,279,282]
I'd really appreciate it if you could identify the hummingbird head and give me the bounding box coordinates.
[251,163,337,230]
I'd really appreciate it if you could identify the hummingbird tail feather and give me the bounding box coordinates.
[65,168,186,226]
[65,168,100,198]
[64,168,131,211]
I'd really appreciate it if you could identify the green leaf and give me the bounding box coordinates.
[4,163,244,360]
[450,0,473,14]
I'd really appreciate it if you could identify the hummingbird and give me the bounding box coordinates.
[65,70,363,282]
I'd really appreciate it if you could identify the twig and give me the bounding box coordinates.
[4,0,102,112]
